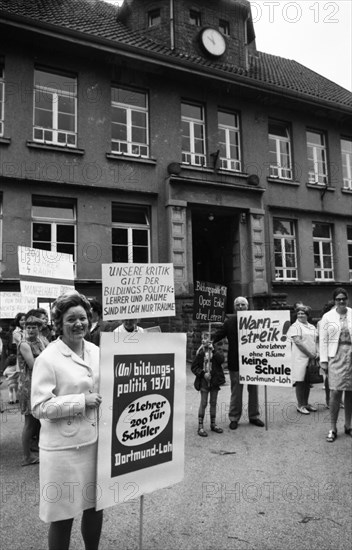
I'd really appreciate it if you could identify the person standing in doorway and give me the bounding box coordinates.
[213,296,264,430]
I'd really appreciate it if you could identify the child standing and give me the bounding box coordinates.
[191,334,225,437]
[3,345,19,404]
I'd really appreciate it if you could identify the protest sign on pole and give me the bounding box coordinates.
[96,332,186,511]
[193,281,227,323]
[102,263,175,321]
[238,310,292,387]
[18,246,75,299]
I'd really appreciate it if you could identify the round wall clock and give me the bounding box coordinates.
[199,28,226,57]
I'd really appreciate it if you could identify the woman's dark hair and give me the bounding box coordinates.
[14,312,26,327]
[89,299,102,317]
[24,313,43,327]
[52,292,92,336]
[293,304,312,322]
[36,307,48,318]
[321,300,335,316]
[332,287,348,300]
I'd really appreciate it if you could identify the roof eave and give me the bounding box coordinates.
[1,13,351,116]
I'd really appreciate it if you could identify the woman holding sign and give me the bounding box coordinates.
[31,292,103,550]
[288,304,318,415]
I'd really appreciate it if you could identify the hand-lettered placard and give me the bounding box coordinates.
[193,281,227,323]
[18,246,74,281]
[0,293,37,319]
[102,263,175,321]
[238,310,292,386]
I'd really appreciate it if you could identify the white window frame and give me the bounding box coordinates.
[313,223,334,280]
[0,67,4,137]
[307,131,328,185]
[269,121,292,180]
[347,226,352,281]
[218,110,241,172]
[111,87,149,158]
[33,69,77,147]
[31,197,77,273]
[112,205,150,264]
[181,102,206,167]
[341,138,352,190]
[273,218,298,281]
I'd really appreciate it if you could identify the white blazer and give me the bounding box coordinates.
[319,307,352,362]
[31,338,100,451]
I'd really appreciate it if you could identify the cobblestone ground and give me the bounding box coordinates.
[1,368,351,550]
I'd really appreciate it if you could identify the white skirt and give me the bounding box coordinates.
[39,443,98,523]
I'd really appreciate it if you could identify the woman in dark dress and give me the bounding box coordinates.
[18,314,47,465]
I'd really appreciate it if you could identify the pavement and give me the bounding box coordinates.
[0,368,351,550]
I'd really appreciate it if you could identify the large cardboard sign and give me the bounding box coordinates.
[18,246,74,299]
[102,263,175,321]
[238,310,292,387]
[193,281,227,323]
[0,292,37,319]
[20,281,75,298]
[18,246,74,280]
[96,332,186,510]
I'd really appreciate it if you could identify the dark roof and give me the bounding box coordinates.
[248,53,352,108]
[0,0,351,110]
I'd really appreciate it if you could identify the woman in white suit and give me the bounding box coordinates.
[31,292,103,550]
[319,287,352,442]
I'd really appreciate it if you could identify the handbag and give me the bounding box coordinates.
[194,376,202,391]
[305,357,323,385]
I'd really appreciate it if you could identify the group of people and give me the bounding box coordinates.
[191,295,265,437]
[0,286,351,550]
[191,289,352,445]
[1,309,54,465]
[287,288,352,442]
[0,293,145,550]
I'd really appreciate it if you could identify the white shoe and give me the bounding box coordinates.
[306,404,317,412]
[297,406,310,415]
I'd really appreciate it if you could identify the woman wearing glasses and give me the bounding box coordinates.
[319,288,352,442]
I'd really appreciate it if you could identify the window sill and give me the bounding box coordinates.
[306,183,335,192]
[341,187,352,194]
[106,153,157,165]
[169,174,265,192]
[218,170,249,179]
[0,136,11,145]
[181,164,214,174]
[267,177,300,186]
[272,280,337,286]
[26,141,85,155]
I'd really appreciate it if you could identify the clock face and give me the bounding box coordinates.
[200,28,226,57]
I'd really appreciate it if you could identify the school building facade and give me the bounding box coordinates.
[0,0,351,330]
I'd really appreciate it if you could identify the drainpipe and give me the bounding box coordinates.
[170,0,175,50]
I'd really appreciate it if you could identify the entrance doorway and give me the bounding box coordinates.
[191,208,237,309]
